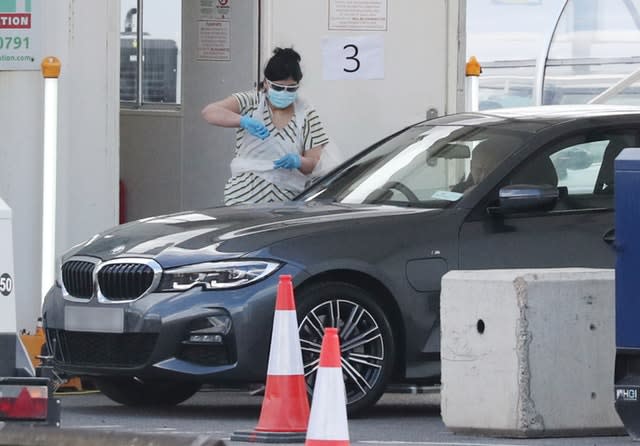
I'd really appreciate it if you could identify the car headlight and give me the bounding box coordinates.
[157,260,281,291]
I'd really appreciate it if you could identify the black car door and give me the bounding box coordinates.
[458,127,639,270]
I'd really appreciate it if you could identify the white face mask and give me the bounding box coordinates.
[268,88,297,108]
[266,80,299,108]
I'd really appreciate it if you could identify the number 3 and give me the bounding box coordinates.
[343,44,360,73]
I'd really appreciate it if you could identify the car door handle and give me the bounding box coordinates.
[603,228,615,244]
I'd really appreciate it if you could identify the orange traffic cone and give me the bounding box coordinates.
[231,275,310,443]
[305,327,349,446]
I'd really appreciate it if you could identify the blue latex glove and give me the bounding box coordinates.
[273,153,302,170]
[240,115,270,140]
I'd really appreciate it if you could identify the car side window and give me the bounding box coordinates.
[504,130,638,211]
[552,141,607,195]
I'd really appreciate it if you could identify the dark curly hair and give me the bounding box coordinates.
[264,47,303,83]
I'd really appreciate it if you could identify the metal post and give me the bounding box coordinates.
[465,56,481,112]
[136,0,144,108]
[40,57,61,302]
[589,67,640,104]
[533,0,569,106]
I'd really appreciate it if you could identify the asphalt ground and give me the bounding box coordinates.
[1,389,639,445]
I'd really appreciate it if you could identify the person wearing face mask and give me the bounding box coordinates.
[201,47,330,205]
[450,135,520,193]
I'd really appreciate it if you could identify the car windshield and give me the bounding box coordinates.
[299,123,531,208]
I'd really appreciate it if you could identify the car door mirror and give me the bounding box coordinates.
[493,184,559,213]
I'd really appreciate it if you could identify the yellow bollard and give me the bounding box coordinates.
[34,57,83,393]
[41,56,61,78]
[40,56,61,302]
[465,55,482,77]
[465,56,482,112]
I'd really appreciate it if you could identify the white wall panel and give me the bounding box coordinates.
[262,0,464,158]
[0,0,119,331]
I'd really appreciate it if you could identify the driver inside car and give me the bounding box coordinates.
[452,135,520,193]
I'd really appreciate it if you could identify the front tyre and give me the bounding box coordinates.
[296,281,395,416]
[94,377,201,406]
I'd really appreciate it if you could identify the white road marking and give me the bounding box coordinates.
[359,441,528,446]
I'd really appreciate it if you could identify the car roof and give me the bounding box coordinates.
[482,104,640,120]
[427,104,640,133]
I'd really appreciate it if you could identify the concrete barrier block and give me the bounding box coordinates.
[440,268,624,438]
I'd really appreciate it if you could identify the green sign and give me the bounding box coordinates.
[0,0,40,70]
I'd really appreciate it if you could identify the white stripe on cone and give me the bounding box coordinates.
[266,310,304,375]
[306,367,349,441]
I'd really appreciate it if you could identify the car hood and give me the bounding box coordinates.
[67,201,442,268]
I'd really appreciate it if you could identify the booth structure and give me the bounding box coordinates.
[0,198,32,378]
[0,197,59,426]
[614,148,640,438]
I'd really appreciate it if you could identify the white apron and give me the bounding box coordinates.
[230,93,310,193]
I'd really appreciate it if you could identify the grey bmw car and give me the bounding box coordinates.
[43,105,637,414]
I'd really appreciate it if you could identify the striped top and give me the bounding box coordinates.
[224,90,329,206]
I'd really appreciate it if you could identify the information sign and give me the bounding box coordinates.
[0,0,41,70]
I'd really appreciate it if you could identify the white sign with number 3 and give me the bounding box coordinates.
[321,35,384,80]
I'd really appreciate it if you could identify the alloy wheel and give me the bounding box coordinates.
[298,298,385,407]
